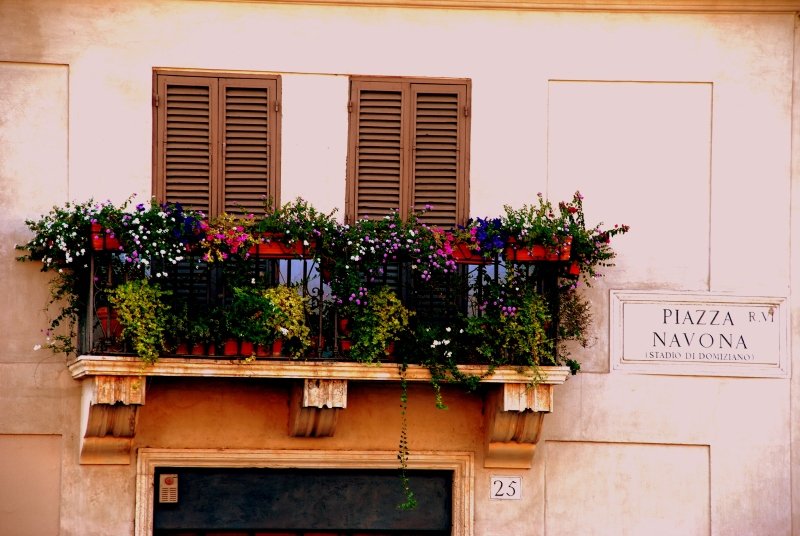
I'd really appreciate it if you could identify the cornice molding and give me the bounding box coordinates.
[204,0,800,13]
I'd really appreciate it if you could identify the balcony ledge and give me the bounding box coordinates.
[68,355,570,384]
[69,355,570,468]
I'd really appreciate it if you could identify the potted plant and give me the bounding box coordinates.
[502,193,571,262]
[186,310,214,356]
[261,285,312,357]
[464,270,554,368]
[107,279,171,364]
[350,286,414,364]
[16,198,128,355]
[251,197,338,258]
[558,191,630,284]
[228,287,283,357]
[114,199,204,277]
[197,212,256,263]
[447,217,506,264]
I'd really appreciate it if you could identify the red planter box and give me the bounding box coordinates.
[90,223,121,251]
[248,233,313,259]
[504,236,572,263]
[450,241,492,265]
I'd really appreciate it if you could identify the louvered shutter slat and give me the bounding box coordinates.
[222,82,272,215]
[162,81,213,215]
[412,89,462,227]
[354,88,403,220]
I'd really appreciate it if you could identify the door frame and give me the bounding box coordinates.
[135,448,474,536]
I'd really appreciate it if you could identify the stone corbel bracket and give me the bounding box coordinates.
[79,375,146,465]
[484,382,554,469]
[289,379,348,437]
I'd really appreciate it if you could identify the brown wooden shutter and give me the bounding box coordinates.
[156,76,217,215]
[220,78,277,216]
[348,78,469,226]
[348,81,406,221]
[411,84,467,228]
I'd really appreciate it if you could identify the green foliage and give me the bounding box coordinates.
[255,196,338,248]
[558,191,630,285]
[228,287,282,346]
[261,285,311,357]
[502,193,562,248]
[463,270,554,368]
[108,280,171,364]
[350,286,413,364]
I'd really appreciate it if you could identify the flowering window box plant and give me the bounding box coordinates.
[250,197,338,259]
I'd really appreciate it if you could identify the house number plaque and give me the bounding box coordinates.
[611,291,789,378]
[490,476,522,500]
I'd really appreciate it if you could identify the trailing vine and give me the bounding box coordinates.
[397,362,417,511]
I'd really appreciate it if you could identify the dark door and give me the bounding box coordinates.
[153,468,452,536]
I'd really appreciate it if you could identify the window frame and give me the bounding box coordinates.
[152,68,282,217]
[346,75,471,226]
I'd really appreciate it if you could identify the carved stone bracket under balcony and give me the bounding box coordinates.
[69,356,569,465]
[79,375,146,465]
[289,379,348,437]
[483,382,555,469]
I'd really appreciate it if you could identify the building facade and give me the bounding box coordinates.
[1,0,798,534]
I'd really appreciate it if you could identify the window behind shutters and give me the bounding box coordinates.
[347,77,470,228]
[154,70,280,217]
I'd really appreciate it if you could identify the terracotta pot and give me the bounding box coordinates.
[339,338,352,353]
[568,261,581,276]
[504,243,547,262]
[95,306,122,339]
[451,241,491,265]
[255,343,272,358]
[222,338,239,356]
[239,340,254,356]
[90,223,121,251]
[271,338,284,357]
[206,342,217,356]
[559,236,573,261]
[338,318,351,336]
[319,259,334,282]
[504,236,572,263]
[248,233,312,259]
[174,341,190,355]
[190,342,207,356]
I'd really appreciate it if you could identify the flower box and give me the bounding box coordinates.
[90,223,122,251]
[504,236,572,263]
[248,233,313,259]
[451,241,493,265]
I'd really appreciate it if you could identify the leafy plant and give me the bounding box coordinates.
[198,212,256,263]
[465,270,554,368]
[262,285,311,357]
[558,191,630,285]
[108,279,171,364]
[255,197,338,250]
[502,193,563,248]
[16,198,132,355]
[115,199,204,278]
[350,286,413,363]
[228,287,282,346]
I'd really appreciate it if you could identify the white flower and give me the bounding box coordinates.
[278,327,289,336]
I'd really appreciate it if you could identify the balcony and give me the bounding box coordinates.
[20,195,628,465]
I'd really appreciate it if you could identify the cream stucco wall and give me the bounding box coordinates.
[0,1,796,535]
